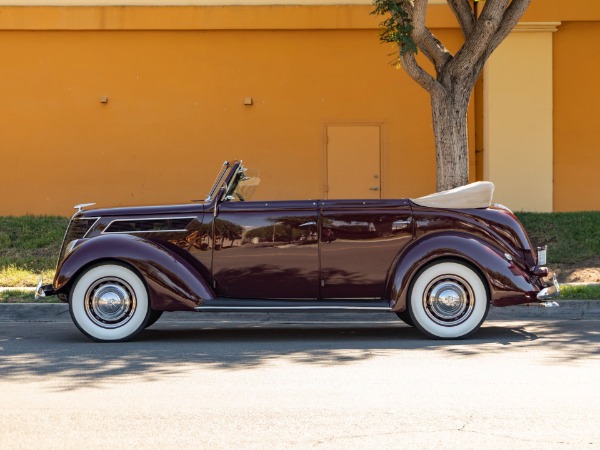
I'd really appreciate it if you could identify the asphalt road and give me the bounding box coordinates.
[1,319,599,449]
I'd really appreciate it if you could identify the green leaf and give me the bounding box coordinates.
[372,0,417,64]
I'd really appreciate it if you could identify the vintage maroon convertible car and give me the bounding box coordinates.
[37,161,559,341]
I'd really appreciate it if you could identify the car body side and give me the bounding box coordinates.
[49,198,548,313]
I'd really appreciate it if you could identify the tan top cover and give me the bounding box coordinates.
[411,181,495,209]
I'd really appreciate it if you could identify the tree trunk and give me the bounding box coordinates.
[430,87,470,191]
[377,0,532,192]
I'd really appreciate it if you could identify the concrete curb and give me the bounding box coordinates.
[1,300,600,323]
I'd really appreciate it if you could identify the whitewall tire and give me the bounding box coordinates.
[409,261,489,339]
[69,263,150,342]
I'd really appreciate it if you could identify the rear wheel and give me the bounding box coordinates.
[69,263,150,342]
[395,310,414,327]
[408,261,489,339]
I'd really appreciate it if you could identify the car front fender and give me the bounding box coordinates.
[386,232,539,312]
[54,234,215,311]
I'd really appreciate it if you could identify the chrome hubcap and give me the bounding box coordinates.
[84,277,137,328]
[422,274,474,327]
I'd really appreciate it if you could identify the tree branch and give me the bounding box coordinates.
[411,0,453,74]
[447,0,475,38]
[446,0,510,80]
[462,0,532,85]
[399,50,444,95]
[487,0,532,55]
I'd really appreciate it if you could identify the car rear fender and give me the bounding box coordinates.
[54,234,215,311]
[386,232,539,312]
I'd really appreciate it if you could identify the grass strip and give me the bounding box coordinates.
[559,284,600,300]
[0,290,61,303]
[0,266,56,288]
[0,215,68,287]
[515,211,600,265]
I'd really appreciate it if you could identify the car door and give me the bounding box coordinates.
[211,200,320,299]
[319,199,414,299]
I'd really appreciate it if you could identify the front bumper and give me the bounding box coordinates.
[35,277,56,300]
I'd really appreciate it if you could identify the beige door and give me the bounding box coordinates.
[326,125,381,199]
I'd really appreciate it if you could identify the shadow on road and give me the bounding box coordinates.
[0,320,598,390]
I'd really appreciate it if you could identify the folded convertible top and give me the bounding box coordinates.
[411,181,495,209]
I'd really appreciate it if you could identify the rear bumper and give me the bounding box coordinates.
[536,272,560,307]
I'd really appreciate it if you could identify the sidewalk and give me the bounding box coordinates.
[1,300,600,322]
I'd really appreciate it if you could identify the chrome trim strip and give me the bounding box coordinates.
[194,306,392,311]
[81,217,100,238]
[57,220,73,269]
[104,229,192,235]
[101,216,197,234]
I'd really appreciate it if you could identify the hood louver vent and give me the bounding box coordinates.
[104,218,194,234]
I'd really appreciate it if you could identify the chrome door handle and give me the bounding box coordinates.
[369,187,379,191]
[392,218,412,229]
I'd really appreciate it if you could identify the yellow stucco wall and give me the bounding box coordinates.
[0,16,471,215]
[483,24,556,212]
[0,2,599,215]
[553,21,600,212]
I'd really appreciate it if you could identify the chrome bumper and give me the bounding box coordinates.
[536,273,560,307]
[35,276,56,300]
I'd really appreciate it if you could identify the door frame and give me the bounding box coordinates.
[322,122,385,200]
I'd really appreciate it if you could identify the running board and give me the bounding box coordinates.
[195,298,392,312]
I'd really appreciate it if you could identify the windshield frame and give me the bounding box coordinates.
[222,167,260,202]
[204,161,238,203]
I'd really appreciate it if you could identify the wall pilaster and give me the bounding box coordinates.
[483,22,559,212]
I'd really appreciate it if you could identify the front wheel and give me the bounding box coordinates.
[145,309,163,328]
[408,261,489,339]
[69,263,150,342]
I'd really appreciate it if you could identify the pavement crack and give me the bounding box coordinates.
[456,428,578,446]
[312,430,402,447]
